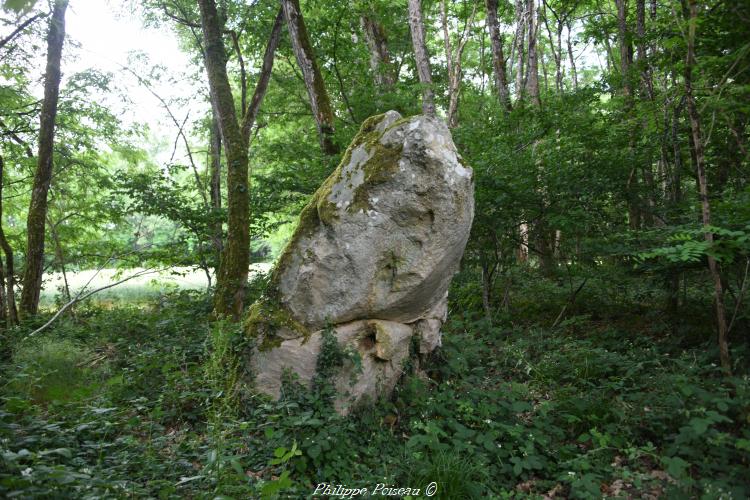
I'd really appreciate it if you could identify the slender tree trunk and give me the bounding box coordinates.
[666,124,680,325]
[19,0,68,317]
[209,111,223,261]
[361,13,395,87]
[281,0,338,155]
[566,20,578,90]
[540,43,549,92]
[513,0,527,102]
[615,0,632,98]
[407,0,436,116]
[635,0,654,100]
[199,0,250,319]
[486,0,512,110]
[671,95,684,205]
[240,7,284,143]
[555,23,563,91]
[0,261,6,326]
[480,256,494,324]
[615,0,639,230]
[0,155,17,327]
[47,215,71,303]
[440,0,476,128]
[518,223,529,262]
[682,0,731,374]
[635,0,657,227]
[525,0,541,106]
[440,0,456,125]
[541,2,563,93]
[602,32,614,74]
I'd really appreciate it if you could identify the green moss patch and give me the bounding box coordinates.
[248,112,411,350]
[244,297,309,351]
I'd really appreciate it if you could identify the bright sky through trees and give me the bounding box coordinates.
[64,0,204,164]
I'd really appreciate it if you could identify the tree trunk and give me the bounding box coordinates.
[486,0,512,110]
[281,0,338,155]
[19,0,68,317]
[615,0,632,99]
[198,0,250,319]
[518,223,529,263]
[541,1,563,93]
[566,20,578,90]
[525,0,541,106]
[513,0,527,103]
[682,0,731,374]
[440,0,476,128]
[240,6,284,144]
[0,260,6,326]
[440,0,455,124]
[209,111,223,261]
[670,97,683,205]
[635,0,657,227]
[480,257,494,324]
[361,13,395,87]
[635,0,654,100]
[0,155,17,327]
[407,0,436,116]
[47,215,71,303]
[615,0,639,230]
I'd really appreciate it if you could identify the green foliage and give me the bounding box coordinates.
[1,0,37,14]
[2,0,750,497]
[639,224,750,264]
[7,338,106,404]
[2,277,748,498]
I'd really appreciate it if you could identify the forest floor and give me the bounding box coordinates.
[1,269,748,498]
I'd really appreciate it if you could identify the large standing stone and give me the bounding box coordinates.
[246,111,473,413]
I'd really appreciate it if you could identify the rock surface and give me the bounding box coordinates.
[246,111,474,413]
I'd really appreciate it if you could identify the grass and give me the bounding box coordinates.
[7,338,105,404]
[38,264,271,308]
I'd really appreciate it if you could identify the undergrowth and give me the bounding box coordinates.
[0,273,748,498]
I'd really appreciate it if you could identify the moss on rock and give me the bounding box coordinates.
[266,112,407,293]
[244,297,309,352]
[246,111,411,347]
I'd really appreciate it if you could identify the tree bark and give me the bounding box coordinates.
[198,0,250,319]
[281,0,338,155]
[615,0,632,99]
[0,259,6,326]
[240,7,284,144]
[440,0,477,128]
[0,155,17,327]
[480,256,495,324]
[486,0,512,110]
[525,0,541,107]
[635,0,654,100]
[542,1,563,93]
[512,0,527,102]
[682,0,731,374]
[209,111,223,260]
[566,20,578,90]
[19,0,68,317]
[407,0,436,116]
[361,13,395,87]
[615,0,639,230]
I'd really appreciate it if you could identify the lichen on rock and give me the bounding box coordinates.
[245,110,474,414]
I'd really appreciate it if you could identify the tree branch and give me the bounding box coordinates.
[0,13,46,51]
[23,267,166,341]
